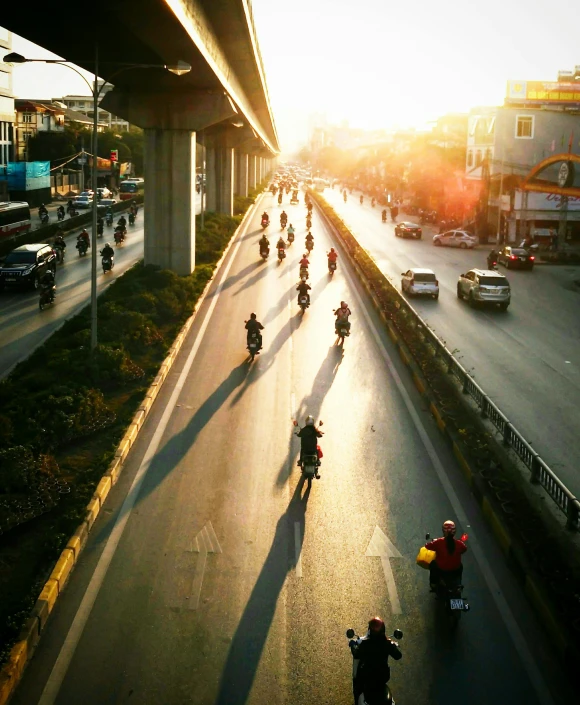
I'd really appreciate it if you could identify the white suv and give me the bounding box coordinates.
[401,268,439,299]
[457,269,511,310]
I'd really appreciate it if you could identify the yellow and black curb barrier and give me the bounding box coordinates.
[0,198,262,705]
[311,190,579,674]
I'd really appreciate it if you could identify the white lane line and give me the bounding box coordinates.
[334,229,556,705]
[37,208,254,705]
[381,558,402,615]
[294,522,303,577]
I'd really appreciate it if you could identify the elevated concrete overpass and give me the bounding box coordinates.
[3,0,279,273]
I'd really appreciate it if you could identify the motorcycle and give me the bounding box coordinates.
[39,285,56,311]
[102,256,114,273]
[298,294,310,312]
[260,246,269,261]
[299,266,309,282]
[40,212,49,226]
[287,232,295,244]
[293,420,323,485]
[129,212,136,226]
[306,217,312,229]
[335,316,351,344]
[114,230,125,246]
[280,218,287,230]
[57,209,65,222]
[278,193,283,205]
[97,224,104,238]
[346,627,403,705]
[278,248,286,262]
[106,214,114,227]
[487,259,498,270]
[371,198,376,208]
[305,239,314,252]
[343,192,347,203]
[246,330,261,361]
[425,532,470,626]
[54,244,65,264]
[76,240,88,257]
[360,196,363,205]
[328,260,337,275]
[261,217,269,229]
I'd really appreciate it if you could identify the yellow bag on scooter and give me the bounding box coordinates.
[416,546,436,570]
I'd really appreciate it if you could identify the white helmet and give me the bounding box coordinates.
[305,415,315,426]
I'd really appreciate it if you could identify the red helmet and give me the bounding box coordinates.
[442,520,456,537]
[368,616,386,636]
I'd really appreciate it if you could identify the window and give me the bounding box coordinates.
[516,115,534,139]
[22,113,33,124]
[467,151,473,167]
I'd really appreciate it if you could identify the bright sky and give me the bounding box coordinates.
[9,0,580,154]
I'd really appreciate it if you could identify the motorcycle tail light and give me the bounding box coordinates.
[510,255,516,260]
[530,256,535,261]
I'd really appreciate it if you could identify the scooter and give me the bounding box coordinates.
[335,316,351,344]
[299,266,309,282]
[280,218,287,230]
[114,230,125,246]
[487,260,498,270]
[287,232,295,244]
[261,217,269,229]
[129,212,136,226]
[76,240,88,257]
[40,212,49,226]
[39,285,55,311]
[298,294,310,312]
[54,244,65,264]
[57,209,65,222]
[382,211,387,223]
[346,627,403,705]
[102,255,114,273]
[246,330,261,361]
[293,419,323,485]
[328,260,337,275]
[260,246,269,261]
[425,532,470,626]
[106,214,114,227]
[305,239,314,253]
[278,248,286,262]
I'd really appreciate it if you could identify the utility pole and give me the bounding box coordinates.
[496,154,505,244]
[90,44,99,351]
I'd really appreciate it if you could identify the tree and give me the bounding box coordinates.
[27,131,76,164]
[119,127,144,174]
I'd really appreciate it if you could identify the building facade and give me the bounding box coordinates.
[59,82,130,131]
[466,80,580,242]
[14,99,65,161]
[0,27,15,199]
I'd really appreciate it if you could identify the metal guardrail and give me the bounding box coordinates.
[315,194,580,531]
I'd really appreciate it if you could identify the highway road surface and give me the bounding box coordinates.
[10,193,572,705]
[323,187,580,499]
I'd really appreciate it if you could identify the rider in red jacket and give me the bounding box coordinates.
[426,520,467,589]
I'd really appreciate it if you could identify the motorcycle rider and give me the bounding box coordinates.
[278,191,283,205]
[306,215,312,229]
[343,191,347,202]
[296,279,311,307]
[381,209,387,222]
[53,232,66,261]
[276,236,286,252]
[77,228,90,249]
[245,313,264,351]
[299,253,310,269]
[130,200,139,216]
[259,233,270,255]
[57,205,66,221]
[287,224,295,240]
[425,520,467,591]
[100,242,115,261]
[359,195,363,205]
[371,197,376,207]
[327,248,338,265]
[487,249,499,269]
[280,210,288,227]
[38,203,48,218]
[294,415,323,476]
[334,301,352,334]
[305,231,314,248]
[67,199,74,214]
[97,216,104,237]
[117,215,127,230]
[39,267,56,303]
[351,617,402,705]
[261,211,270,226]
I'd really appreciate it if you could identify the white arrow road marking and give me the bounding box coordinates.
[365,526,402,614]
[189,521,222,609]
[294,522,303,577]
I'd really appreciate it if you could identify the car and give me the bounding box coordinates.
[457,269,511,310]
[395,222,422,239]
[74,195,93,209]
[401,268,439,298]
[97,187,112,199]
[497,246,535,270]
[79,190,94,198]
[433,230,477,249]
[97,198,117,208]
[0,243,57,290]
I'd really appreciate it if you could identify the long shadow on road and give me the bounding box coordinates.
[215,478,310,705]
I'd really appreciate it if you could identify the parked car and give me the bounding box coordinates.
[0,243,57,290]
[395,222,422,239]
[74,195,93,209]
[433,230,477,249]
[457,269,510,310]
[401,268,439,298]
[498,246,535,270]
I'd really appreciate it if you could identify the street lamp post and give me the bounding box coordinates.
[4,51,191,352]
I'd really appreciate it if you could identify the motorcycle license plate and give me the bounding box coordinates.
[450,598,464,610]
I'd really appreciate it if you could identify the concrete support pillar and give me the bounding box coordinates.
[206,143,217,212]
[236,151,248,198]
[144,129,196,274]
[215,143,235,216]
[257,158,263,185]
[248,155,257,190]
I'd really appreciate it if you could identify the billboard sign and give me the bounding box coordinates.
[514,190,580,211]
[506,80,580,106]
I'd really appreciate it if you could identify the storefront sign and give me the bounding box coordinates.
[514,191,580,210]
[507,80,580,106]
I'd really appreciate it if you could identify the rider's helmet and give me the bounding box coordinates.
[368,617,386,637]
[442,520,456,537]
[305,415,315,426]
[250,312,257,320]
[330,248,335,253]
[340,300,347,308]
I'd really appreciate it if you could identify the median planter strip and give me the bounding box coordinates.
[311,190,580,675]
[0,190,266,703]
